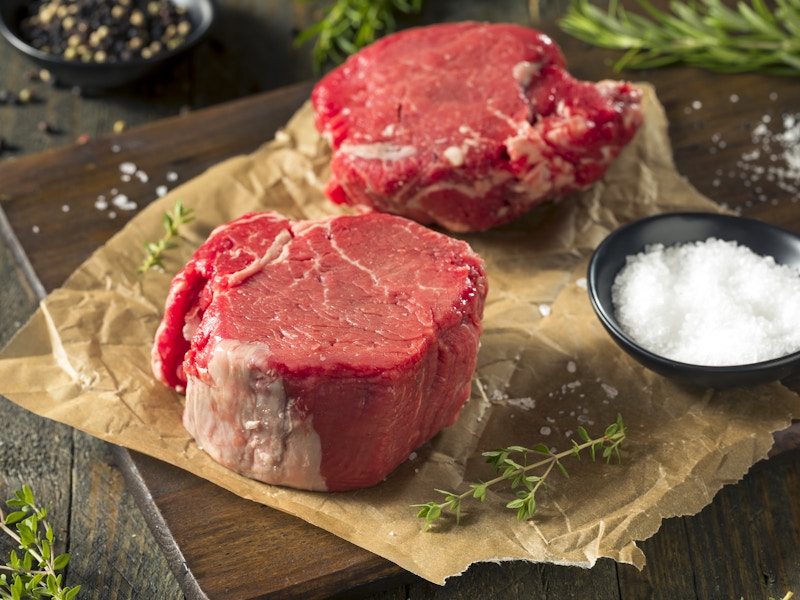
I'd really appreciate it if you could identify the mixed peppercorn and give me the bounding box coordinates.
[20,0,194,63]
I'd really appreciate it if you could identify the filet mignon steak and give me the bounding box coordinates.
[152,211,487,491]
[312,22,644,232]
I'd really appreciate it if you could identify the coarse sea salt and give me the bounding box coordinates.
[612,237,800,366]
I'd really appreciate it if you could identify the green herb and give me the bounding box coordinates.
[136,199,195,274]
[558,0,800,75]
[413,414,627,529]
[295,0,424,71]
[0,485,81,600]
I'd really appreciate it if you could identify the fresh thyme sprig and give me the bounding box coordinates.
[136,199,195,274]
[413,414,627,529]
[0,486,81,600]
[558,0,800,76]
[295,0,423,71]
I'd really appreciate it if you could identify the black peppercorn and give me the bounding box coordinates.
[19,0,194,63]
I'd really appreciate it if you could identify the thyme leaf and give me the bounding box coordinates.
[558,0,800,76]
[0,486,81,600]
[413,414,627,529]
[136,199,194,274]
[295,0,424,72]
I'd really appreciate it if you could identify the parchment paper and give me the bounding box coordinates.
[1,84,798,585]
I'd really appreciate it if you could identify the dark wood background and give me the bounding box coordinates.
[1,1,799,598]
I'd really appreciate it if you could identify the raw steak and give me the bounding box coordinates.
[312,22,644,232]
[151,211,487,492]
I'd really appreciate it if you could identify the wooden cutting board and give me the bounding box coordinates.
[2,26,799,599]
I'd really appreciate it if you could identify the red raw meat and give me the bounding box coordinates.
[312,22,644,232]
[151,211,487,491]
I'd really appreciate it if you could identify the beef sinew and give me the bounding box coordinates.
[312,22,644,232]
[152,211,487,492]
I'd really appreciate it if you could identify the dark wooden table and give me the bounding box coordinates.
[1,1,799,599]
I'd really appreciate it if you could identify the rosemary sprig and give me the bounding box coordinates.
[413,414,627,529]
[136,199,195,274]
[295,0,423,71]
[0,486,81,600]
[558,0,800,76]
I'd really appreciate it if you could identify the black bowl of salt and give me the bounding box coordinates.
[0,0,214,92]
[588,212,800,388]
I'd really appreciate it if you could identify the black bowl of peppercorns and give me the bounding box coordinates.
[0,0,214,91]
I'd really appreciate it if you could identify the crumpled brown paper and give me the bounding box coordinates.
[1,84,798,585]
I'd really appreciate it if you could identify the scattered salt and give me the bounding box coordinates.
[32,225,40,234]
[156,185,169,197]
[166,171,178,182]
[119,161,137,175]
[61,204,70,212]
[111,194,137,211]
[601,383,618,399]
[507,396,536,411]
[538,304,551,317]
[539,426,551,436]
[566,360,577,373]
[612,237,800,365]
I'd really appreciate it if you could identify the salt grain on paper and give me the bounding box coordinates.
[612,237,800,366]
[601,383,619,399]
[506,396,536,411]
